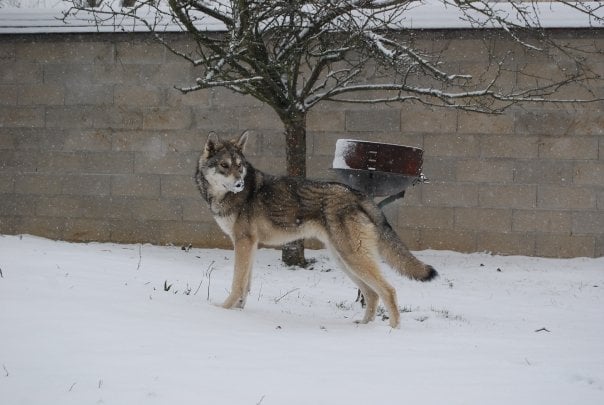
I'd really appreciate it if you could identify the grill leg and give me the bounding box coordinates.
[377,190,406,209]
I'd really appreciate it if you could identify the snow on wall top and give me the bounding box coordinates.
[0,0,603,34]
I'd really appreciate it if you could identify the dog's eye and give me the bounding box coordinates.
[220,162,230,169]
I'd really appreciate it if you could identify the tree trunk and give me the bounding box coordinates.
[281,112,308,267]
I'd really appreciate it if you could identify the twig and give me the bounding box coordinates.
[136,244,142,271]
[0,267,3,278]
[257,395,266,405]
[535,327,551,333]
[274,288,300,303]
[68,382,77,392]
[206,264,216,301]
[2,364,8,377]
[194,260,214,296]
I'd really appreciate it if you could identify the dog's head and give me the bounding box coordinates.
[198,131,249,194]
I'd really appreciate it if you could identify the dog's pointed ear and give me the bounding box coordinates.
[235,130,249,151]
[203,132,219,159]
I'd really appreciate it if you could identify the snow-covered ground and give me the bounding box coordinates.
[0,234,603,404]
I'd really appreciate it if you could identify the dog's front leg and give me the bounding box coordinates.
[222,236,257,310]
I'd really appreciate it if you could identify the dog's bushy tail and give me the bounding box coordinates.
[362,201,437,281]
[378,224,438,281]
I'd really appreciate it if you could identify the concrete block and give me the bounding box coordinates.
[64,218,111,242]
[418,228,477,253]
[18,84,64,105]
[113,131,162,153]
[238,107,283,130]
[111,174,160,197]
[0,85,17,105]
[596,235,604,257]
[481,135,539,159]
[306,155,334,180]
[18,41,113,64]
[512,210,572,233]
[192,107,241,131]
[65,84,114,106]
[0,43,15,61]
[152,63,196,87]
[45,106,95,129]
[398,206,455,229]
[134,151,197,175]
[455,208,512,233]
[93,107,143,130]
[167,87,211,107]
[62,174,111,196]
[401,106,457,134]
[478,185,537,209]
[307,109,345,132]
[0,150,47,173]
[538,185,596,210]
[161,130,205,154]
[110,219,163,245]
[514,160,573,185]
[115,85,162,107]
[458,111,514,135]
[516,110,604,137]
[393,226,422,251]
[0,62,42,84]
[14,216,64,240]
[0,106,45,128]
[210,87,265,108]
[456,159,515,183]
[539,137,598,160]
[130,199,182,221]
[438,38,491,63]
[12,128,65,151]
[0,194,34,216]
[259,129,287,156]
[42,152,133,175]
[0,174,13,193]
[421,157,457,182]
[0,215,16,235]
[160,221,231,248]
[536,234,595,258]
[249,156,286,176]
[92,64,157,85]
[63,129,112,152]
[424,134,479,157]
[346,109,400,132]
[143,107,192,130]
[44,64,94,85]
[14,174,62,195]
[572,212,604,235]
[182,199,213,222]
[160,175,198,199]
[0,129,16,149]
[115,41,164,64]
[476,232,535,256]
[573,162,604,187]
[422,182,478,207]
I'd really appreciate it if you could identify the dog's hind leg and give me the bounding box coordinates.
[329,247,379,324]
[222,236,257,309]
[343,253,400,328]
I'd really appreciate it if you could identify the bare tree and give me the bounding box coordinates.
[64,0,603,265]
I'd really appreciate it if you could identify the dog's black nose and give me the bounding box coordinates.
[234,180,244,191]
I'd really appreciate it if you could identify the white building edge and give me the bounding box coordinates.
[0,0,603,34]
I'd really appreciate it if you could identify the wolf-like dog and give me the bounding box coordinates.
[195,131,437,328]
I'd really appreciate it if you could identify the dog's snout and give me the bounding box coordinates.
[233,180,244,191]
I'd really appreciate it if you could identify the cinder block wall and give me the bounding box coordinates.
[0,31,602,257]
